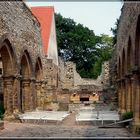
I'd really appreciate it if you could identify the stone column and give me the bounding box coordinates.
[36,81,42,109]
[30,77,36,110]
[132,73,140,131]
[117,81,121,113]
[131,76,135,112]
[121,80,126,114]
[40,82,46,110]
[22,79,31,112]
[126,77,132,112]
[3,76,14,116]
[13,74,22,113]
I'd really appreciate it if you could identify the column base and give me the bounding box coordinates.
[131,123,140,134]
[126,109,132,112]
[4,109,22,122]
[120,109,126,114]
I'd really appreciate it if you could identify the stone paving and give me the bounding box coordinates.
[0,121,137,138]
[0,114,139,138]
[0,104,139,138]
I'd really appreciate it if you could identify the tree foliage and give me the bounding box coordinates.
[110,18,120,45]
[55,13,113,79]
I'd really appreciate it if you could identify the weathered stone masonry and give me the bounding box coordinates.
[0,1,111,117]
[0,1,56,117]
[116,2,140,132]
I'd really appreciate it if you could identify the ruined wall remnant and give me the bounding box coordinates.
[59,57,110,92]
[115,2,140,133]
[57,57,111,109]
[0,2,60,116]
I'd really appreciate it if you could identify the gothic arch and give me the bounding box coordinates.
[0,38,17,115]
[20,50,33,79]
[35,57,43,109]
[20,50,33,112]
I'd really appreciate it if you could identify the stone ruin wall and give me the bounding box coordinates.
[0,2,43,67]
[0,1,111,112]
[0,1,60,112]
[56,58,110,108]
[58,57,110,92]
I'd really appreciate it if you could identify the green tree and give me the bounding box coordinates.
[55,13,113,79]
[111,18,120,45]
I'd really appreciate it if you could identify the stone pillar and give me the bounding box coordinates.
[30,77,36,110]
[40,82,46,110]
[3,76,14,116]
[131,76,135,112]
[36,81,42,110]
[126,77,132,112]
[22,79,31,112]
[132,73,140,131]
[121,80,126,114]
[118,81,121,113]
[13,74,22,113]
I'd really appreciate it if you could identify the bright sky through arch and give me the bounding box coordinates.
[26,1,123,37]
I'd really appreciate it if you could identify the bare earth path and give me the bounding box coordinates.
[0,113,138,138]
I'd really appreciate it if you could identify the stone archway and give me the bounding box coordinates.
[0,39,17,116]
[20,50,33,112]
[35,57,43,110]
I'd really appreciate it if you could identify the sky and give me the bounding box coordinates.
[26,1,123,36]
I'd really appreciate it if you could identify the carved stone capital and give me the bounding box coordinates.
[30,77,36,82]
[22,78,30,84]
[14,74,22,80]
[2,75,15,84]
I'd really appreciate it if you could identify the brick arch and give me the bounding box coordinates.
[135,15,140,67]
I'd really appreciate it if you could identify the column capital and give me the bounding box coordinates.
[14,74,22,80]
[30,77,36,82]
[22,78,30,84]
[2,75,15,80]
[36,80,42,84]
